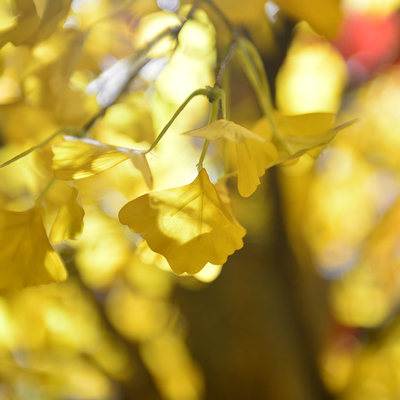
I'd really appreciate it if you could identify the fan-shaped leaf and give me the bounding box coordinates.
[184,119,265,143]
[0,206,67,289]
[50,185,85,243]
[119,169,246,274]
[52,136,153,189]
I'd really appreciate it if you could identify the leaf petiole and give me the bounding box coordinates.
[236,38,293,155]
[0,127,83,168]
[197,98,220,172]
[146,87,225,154]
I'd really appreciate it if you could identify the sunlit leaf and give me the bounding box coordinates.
[119,168,246,274]
[185,119,278,197]
[253,111,339,164]
[50,185,85,243]
[130,151,153,190]
[275,0,343,38]
[0,206,67,289]
[0,0,40,48]
[184,119,265,143]
[24,0,73,46]
[52,136,129,180]
[236,140,278,197]
[52,136,153,188]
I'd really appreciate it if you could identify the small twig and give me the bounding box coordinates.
[82,26,182,133]
[215,40,237,88]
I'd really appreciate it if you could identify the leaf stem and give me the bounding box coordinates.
[197,98,219,172]
[237,38,292,154]
[0,127,81,168]
[146,88,211,153]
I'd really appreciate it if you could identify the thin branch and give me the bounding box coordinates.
[82,25,182,132]
[215,39,237,88]
[0,127,79,168]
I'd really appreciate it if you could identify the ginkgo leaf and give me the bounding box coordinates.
[184,119,265,143]
[184,119,277,198]
[275,0,343,39]
[52,136,153,189]
[0,0,41,48]
[119,168,246,275]
[23,0,73,46]
[0,206,67,290]
[130,151,153,190]
[252,111,338,164]
[52,136,130,179]
[236,140,278,197]
[50,185,85,243]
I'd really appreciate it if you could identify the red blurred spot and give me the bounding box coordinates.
[333,12,400,84]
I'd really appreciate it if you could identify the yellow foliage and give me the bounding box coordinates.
[184,119,265,143]
[119,168,246,274]
[275,0,343,38]
[252,111,338,164]
[52,136,153,189]
[0,206,66,289]
[0,0,40,48]
[49,184,84,243]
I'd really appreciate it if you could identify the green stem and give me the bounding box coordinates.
[35,177,56,205]
[237,38,292,154]
[222,66,230,175]
[0,127,81,168]
[146,88,211,153]
[197,99,219,172]
[197,140,210,172]
[220,89,227,120]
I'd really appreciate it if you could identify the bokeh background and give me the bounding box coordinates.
[1,0,400,399]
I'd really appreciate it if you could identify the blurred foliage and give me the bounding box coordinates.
[1,0,400,399]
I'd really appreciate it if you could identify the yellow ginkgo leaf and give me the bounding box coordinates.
[275,0,343,39]
[0,206,67,290]
[184,119,278,198]
[184,119,265,143]
[23,0,73,46]
[236,140,278,197]
[50,185,85,243]
[52,136,153,189]
[130,150,153,190]
[119,168,246,275]
[253,111,338,164]
[0,0,41,48]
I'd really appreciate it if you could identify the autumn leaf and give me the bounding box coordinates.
[184,119,278,197]
[129,150,154,190]
[0,206,67,290]
[235,140,278,197]
[119,168,246,274]
[52,136,153,189]
[0,0,40,48]
[49,185,85,243]
[275,0,343,39]
[252,111,340,163]
[184,119,266,143]
[23,0,73,46]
